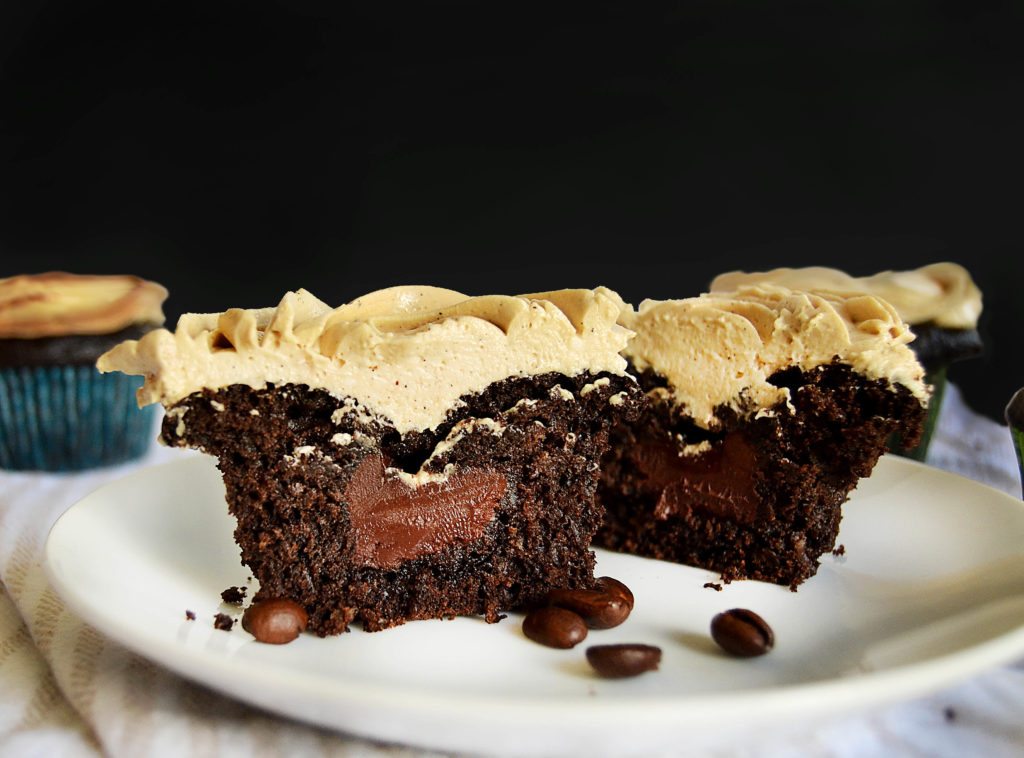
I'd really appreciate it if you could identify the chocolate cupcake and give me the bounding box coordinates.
[711,263,983,460]
[596,286,927,587]
[0,272,167,471]
[98,286,640,633]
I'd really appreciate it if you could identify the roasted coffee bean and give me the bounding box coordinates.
[596,576,634,610]
[710,608,774,657]
[546,586,631,630]
[586,644,661,678]
[242,598,309,644]
[522,606,588,648]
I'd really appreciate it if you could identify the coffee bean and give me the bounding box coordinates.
[522,606,588,648]
[242,598,309,645]
[546,586,631,630]
[586,644,661,678]
[596,576,634,610]
[710,608,774,657]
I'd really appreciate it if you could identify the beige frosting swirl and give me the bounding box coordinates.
[711,262,982,330]
[97,285,632,434]
[619,286,928,429]
[0,272,167,339]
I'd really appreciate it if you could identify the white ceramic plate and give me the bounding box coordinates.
[45,455,1024,756]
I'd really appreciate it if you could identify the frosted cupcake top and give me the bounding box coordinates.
[97,285,632,433]
[711,262,982,330]
[0,273,167,339]
[618,285,928,429]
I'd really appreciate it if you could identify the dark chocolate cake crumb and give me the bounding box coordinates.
[163,372,641,635]
[185,610,196,621]
[597,362,925,587]
[703,582,723,592]
[213,613,235,631]
[832,544,846,556]
[221,586,248,604]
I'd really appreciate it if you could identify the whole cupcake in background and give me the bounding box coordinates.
[710,263,983,460]
[0,272,167,471]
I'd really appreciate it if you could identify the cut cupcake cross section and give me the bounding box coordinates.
[98,286,640,634]
[596,286,929,588]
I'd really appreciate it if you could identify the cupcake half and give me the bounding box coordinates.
[97,286,641,633]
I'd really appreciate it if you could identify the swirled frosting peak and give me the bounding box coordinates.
[97,285,632,433]
[711,262,982,330]
[0,272,167,339]
[620,286,928,429]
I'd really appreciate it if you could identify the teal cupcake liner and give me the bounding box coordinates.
[889,367,946,462]
[0,366,156,472]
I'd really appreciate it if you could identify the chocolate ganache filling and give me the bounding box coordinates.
[631,432,765,524]
[344,453,508,569]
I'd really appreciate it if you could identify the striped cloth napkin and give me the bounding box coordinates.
[0,384,1021,757]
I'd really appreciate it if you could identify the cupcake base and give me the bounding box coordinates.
[0,366,156,472]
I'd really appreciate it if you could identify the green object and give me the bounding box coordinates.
[890,367,946,462]
[1005,387,1024,499]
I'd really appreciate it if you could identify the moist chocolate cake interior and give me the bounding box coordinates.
[597,361,925,588]
[167,371,639,634]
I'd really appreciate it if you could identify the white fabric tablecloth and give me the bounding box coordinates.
[1,384,1021,757]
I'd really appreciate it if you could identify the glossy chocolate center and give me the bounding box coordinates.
[345,454,507,569]
[631,432,764,524]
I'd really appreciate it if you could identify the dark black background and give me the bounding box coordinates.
[2,1,1022,420]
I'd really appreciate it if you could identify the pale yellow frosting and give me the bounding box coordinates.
[97,286,632,434]
[0,272,167,339]
[711,263,982,330]
[618,286,928,430]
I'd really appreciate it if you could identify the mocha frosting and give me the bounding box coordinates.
[710,263,982,330]
[0,273,167,339]
[97,285,632,434]
[618,286,928,429]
